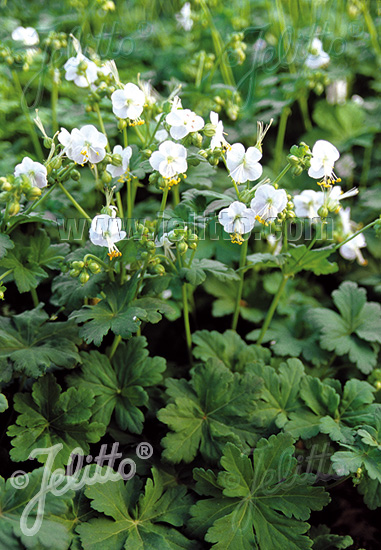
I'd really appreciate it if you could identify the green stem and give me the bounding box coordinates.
[155,187,169,238]
[335,218,378,251]
[116,191,124,218]
[83,254,109,271]
[123,127,128,147]
[58,182,91,220]
[199,0,235,87]
[274,107,291,173]
[362,2,381,58]
[109,334,122,360]
[146,113,165,148]
[172,185,180,206]
[273,163,291,186]
[126,178,132,220]
[30,287,39,308]
[257,274,288,344]
[0,269,13,283]
[24,182,57,215]
[182,283,193,363]
[133,125,145,144]
[51,72,59,134]
[12,70,44,161]
[94,103,110,152]
[232,238,249,331]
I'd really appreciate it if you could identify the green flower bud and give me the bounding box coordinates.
[102,171,113,184]
[88,262,101,274]
[72,261,85,269]
[71,169,81,181]
[203,123,216,137]
[1,179,12,192]
[79,271,90,284]
[9,202,20,216]
[70,268,81,278]
[44,137,53,149]
[177,241,188,254]
[146,240,156,252]
[153,264,165,275]
[26,187,42,200]
[111,154,123,166]
[118,119,127,130]
[50,156,62,170]
[318,205,329,218]
[191,132,203,148]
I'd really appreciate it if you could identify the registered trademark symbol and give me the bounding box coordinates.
[136,442,153,459]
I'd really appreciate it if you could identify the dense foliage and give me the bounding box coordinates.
[0,1,381,549]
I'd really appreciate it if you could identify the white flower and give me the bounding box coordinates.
[12,26,39,46]
[294,189,324,219]
[326,79,347,105]
[153,114,169,143]
[250,184,287,224]
[111,83,145,120]
[89,214,126,259]
[218,201,256,244]
[175,2,193,31]
[209,111,228,150]
[326,185,358,212]
[65,125,107,165]
[149,140,187,180]
[155,232,176,260]
[14,157,47,188]
[64,54,98,88]
[106,145,132,178]
[338,207,367,265]
[226,143,263,183]
[308,140,341,186]
[169,95,183,111]
[305,38,330,69]
[166,109,204,140]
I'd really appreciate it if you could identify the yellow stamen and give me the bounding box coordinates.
[108,250,122,260]
[230,233,244,245]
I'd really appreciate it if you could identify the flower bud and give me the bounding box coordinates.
[50,156,62,170]
[102,171,113,184]
[71,169,81,181]
[177,241,188,254]
[88,262,101,274]
[153,264,165,275]
[118,119,127,130]
[318,205,329,218]
[111,154,123,166]
[79,271,90,284]
[70,268,80,278]
[191,132,203,148]
[203,123,216,137]
[9,202,20,216]
[27,187,42,200]
[72,261,85,269]
[43,137,53,149]
[1,179,12,191]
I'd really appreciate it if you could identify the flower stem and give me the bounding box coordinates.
[274,107,291,173]
[257,274,288,344]
[273,163,291,186]
[12,70,44,161]
[57,182,91,220]
[51,72,59,134]
[334,218,378,251]
[172,184,180,206]
[232,238,249,331]
[155,187,169,238]
[94,103,110,152]
[0,269,13,283]
[182,283,193,363]
[109,334,122,360]
[30,287,39,308]
[83,254,109,271]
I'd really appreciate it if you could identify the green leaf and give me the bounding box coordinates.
[0,305,81,378]
[250,358,305,429]
[158,360,263,463]
[192,329,271,373]
[28,228,69,269]
[310,281,381,373]
[0,233,14,260]
[189,435,330,550]
[246,252,288,268]
[7,374,104,468]
[67,337,165,433]
[288,377,376,444]
[0,250,47,293]
[283,244,338,276]
[309,525,353,549]
[0,468,74,550]
[76,468,196,550]
[69,277,144,346]
[357,478,381,510]
[179,259,239,286]
[0,393,8,412]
